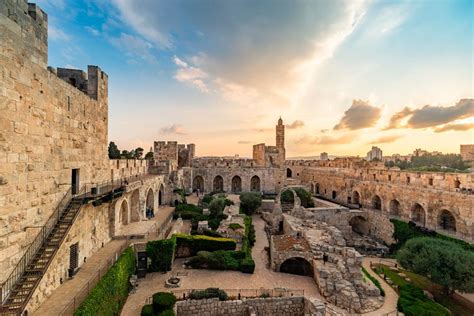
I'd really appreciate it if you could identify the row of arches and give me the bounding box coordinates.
[118,185,164,226]
[192,175,261,193]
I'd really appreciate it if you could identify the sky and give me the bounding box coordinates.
[37,0,473,158]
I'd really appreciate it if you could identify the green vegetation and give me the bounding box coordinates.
[241,216,255,273]
[108,141,147,159]
[186,250,243,270]
[361,267,385,296]
[152,292,176,314]
[74,247,136,316]
[280,188,315,208]
[229,223,243,230]
[397,237,474,295]
[239,192,262,215]
[398,285,449,316]
[385,154,469,172]
[173,203,203,219]
[147,237,176,272]
[141,304,154,316]
[189,288,228,301]
[201,194,214,205]
[175,234,236,255]
[173,188,187,204]
[390,219,474,253]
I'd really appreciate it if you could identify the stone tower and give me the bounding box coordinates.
[276,117,285,149]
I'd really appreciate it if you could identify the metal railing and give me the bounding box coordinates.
[59,240,130,316]
[0,187,72,304]
[146,288,305,304]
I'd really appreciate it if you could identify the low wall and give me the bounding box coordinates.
[176,296,325,316]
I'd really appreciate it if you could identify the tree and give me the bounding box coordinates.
[134,147,144,159]
[239,192,262,215]
[209,198,226,218]
[397,237,474,295]
[108,141,121,159]
[144,151,154,160]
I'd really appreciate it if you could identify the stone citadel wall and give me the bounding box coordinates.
[0,1,112,282]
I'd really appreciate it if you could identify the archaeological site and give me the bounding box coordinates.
[0,1,473,316]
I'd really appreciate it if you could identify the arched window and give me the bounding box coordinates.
[352,191,360,205]
[250,175,261,192]
[389,199,401,216]
[286,168,292,178]
[372,195,382,211]
[213,175,224,192]
[439,210,456,232]
[231,175,242,193]
[411,203,426,226]
[193,176,204,192]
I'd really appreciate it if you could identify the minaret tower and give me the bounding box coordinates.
[276,117,285,149]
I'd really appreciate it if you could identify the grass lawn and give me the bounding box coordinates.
[374,264,474,316]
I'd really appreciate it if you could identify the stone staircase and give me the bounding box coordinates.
[0,198,83,315]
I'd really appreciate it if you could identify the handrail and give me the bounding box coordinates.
[1,186,72,303]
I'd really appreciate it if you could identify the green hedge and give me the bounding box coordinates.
[362,267,385,296]
[175,234,236,255]
[158,310,175,316]
[240,216,255,273]
[153,292,176,314]
[173,203,202,219]
[390,219,474,253]
[74,247,136,316]
[141,304,154,316]
[397,284,449,316]
[189,288,228,301]
[147,237,176,272]
[186,250,241,270]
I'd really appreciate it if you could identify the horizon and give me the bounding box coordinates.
[37,0,473,157]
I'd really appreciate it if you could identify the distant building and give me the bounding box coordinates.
[320,152,329,161]
[460,144,474,161]
[367,146,383,161]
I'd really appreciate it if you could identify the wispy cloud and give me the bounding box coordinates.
[296,133,354,145]
[367,134,403,144]
[287,120,305,129]
[173,56,209,92]
[237,140,253,144]
[159,124,187,135]
[109,33,156,63]
[85,26,100,36]
[49,25,70,41]
[434,122,474,133]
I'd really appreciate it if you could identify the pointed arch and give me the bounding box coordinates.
[213,175,224,192]
[411,203,426,226]
[250,175,261,192]
[438,209,456,232]
[231,175,242,193]
[193,175,204,192]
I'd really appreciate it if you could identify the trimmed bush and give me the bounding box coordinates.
[158,310,175,316]
[153,292,176,314]
[147,237,176,272]
[362,267,385,296]
[229,223,243,230]
[189,288,228,301]
[141,304,154,316]
[74,247,136,316]
[397,284,449,316]
[202,194,214,204]
[186,250,240,270]
[240,257,255,273]
[239,192,262,215]
[175,234,236,255]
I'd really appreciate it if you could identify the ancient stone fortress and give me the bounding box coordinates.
[0,1,176,314]
[1,1,473,315]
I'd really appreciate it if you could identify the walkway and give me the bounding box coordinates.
[121,214,321,316]
[33,240,127,316]
[361,257,399,316]
[116,205,174,238]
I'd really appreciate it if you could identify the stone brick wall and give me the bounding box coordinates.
[0,2,110,283]
[176,296,323,316]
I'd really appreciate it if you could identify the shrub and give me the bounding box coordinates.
[141,304,154,316]
[175,203,202,213]
[202,194,214,205]
[175,234,236,255]
[397,284,449,316]
[280,188,314,208]
[189,288,228,301]
[224,198,234,206]
[186,250,240,270]
[158,310,175,316]
[229,223,243,230]
[209,198,226,217]
[240,257,255,273]
[152,292,177,314]
[361,267,385,296]
[200,229,222,237]
[239,192,262,215]
[74,247,136,316]
[147,237,176,272]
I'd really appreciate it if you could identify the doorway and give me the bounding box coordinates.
[72,169,80,195]
[69,242,79,276]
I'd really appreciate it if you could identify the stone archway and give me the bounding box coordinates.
[213,175,224,192]
[146,188,154,215]
[352,191,360,206]
[371,195,382,211]
[250,175,261,192]
[279,257,313,276]
[310,183,314,194]
[349,216,370,235]
[315,183,320,195]
[438,209,456,232]
[130,190,140,222]
[231,175,242,193]
[286,168,293,178]
[193,176,204,192]
[120,199,129,225]
[389,199,401,216]
[158,184,164,206]
[411,203,426,226]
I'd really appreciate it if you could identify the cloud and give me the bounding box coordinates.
[173,56,209,92]
[295,133,354,145]
[159,124,187,135]
[85,26,100,36]
[111,0,367,106]
[334,100,382,130]
[434,123,474,133]
[109,33,156,63]
[287,120,305,129]
[385,99,474,129]
[238,140,253,144]
[49,25,70,41]
[173,56,188,68]
[367,135,403,144]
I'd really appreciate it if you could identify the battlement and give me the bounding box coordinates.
[0,1,48,66]
[192,157,259,168]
